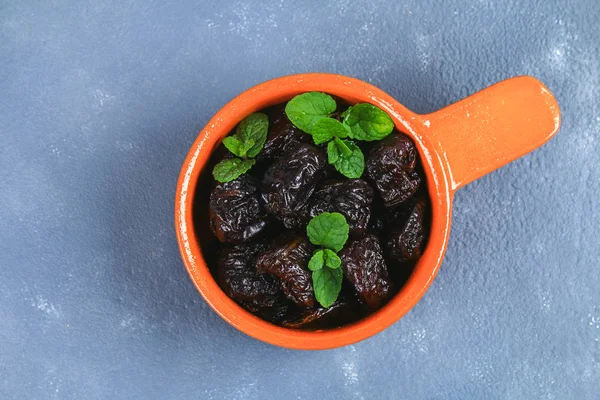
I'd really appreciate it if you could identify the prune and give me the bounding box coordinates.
[259,105,311,161]
[385,197,428,263]
[255,233,316,308]
[366,134,421,207]
[339,233,393,309]
[261,143,327,220]
[209,174,269,243]
[308,179,374,235]
[240,296,295,324]
[281,290,367,329]
[217,243,282,311]
[280,202,311,230]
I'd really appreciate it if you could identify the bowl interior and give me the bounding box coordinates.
[175,73,453,349]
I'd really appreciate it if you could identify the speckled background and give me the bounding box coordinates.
[1,0,599,399]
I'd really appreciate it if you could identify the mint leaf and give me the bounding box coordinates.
[322,249,341,269]
[327,139,340,164]
[312,267,343,308]
[327,139,364,179]
[212,158,255,183]
[311,118,350,145]
[221,136,243,157]
[239,138,255,155]
[309,249,341,272]
[308,250,325,271]
[285,92,337,133]
[306,212,349,252]
[236,113,268,158]
[221,113,267,158]
[342,103,394,141]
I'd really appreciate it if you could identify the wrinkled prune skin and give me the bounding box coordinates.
[281,301,346,329]
[281,291,367,330]
[209,175,269,244]
[366,134,421,208]
[280,202,311,230]
[217,243,282,311]
[385,197,428,263]
[259,105,311,161]
[308,179,374,235]
[255,233,316,308]
[240,295,294,324]
[339,234,393,309]
[261,143,327,220]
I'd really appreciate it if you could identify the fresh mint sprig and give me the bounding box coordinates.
[306,212,349,308]
[212,113,268,183]
[284,92,394,179]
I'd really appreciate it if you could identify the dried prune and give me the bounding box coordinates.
[308,179,374,235]
[261,143,327,220]
[280,202,311,230]
[255,233,316,308]
[366,134,421,207]
[385,197,428,263]
[259,105,311,161]
[339,234,393,309]
[281,290,367,329]
[281,302,346,329]
[239,295,295,324]
[209,174,269,243]
[217,243,281,311]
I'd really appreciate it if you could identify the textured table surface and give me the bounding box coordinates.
[1,1,599,399]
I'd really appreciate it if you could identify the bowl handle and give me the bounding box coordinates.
[421,76,561,192]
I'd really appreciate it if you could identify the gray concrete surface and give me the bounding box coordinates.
[1,0,599,399]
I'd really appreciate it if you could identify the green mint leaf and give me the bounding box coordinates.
[327,140,340,164]
[310,249,341,271]
[239,138,255,156]
[306,212,349,252]
[212,158,255,183]
[285,92,337,133]
[328,139,364,179]
[312,267,343,308]
[333,137,353,157]
[343,103,394,141]
[308,250,325,271]
[236,113,268,158]
[311,118,350,145]
[222,136,244,157]
[322,249,341,269]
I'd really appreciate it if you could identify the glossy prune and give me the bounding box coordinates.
[261,143,327,220]
[281,301,356,330]
[339,234,393,309]
[217,243,282,311]
[366,134,421,207]
[255,233,316,308]
[259,105,311,161]
[308,179,374,235]
[385,197,428,263]
[209,175,269,243]
[279,202,311,230]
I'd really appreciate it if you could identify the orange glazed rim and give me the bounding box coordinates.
[175,73,560,350]
[175,73,452,350]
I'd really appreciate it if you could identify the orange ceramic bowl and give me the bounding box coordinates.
[175,73,560,350]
